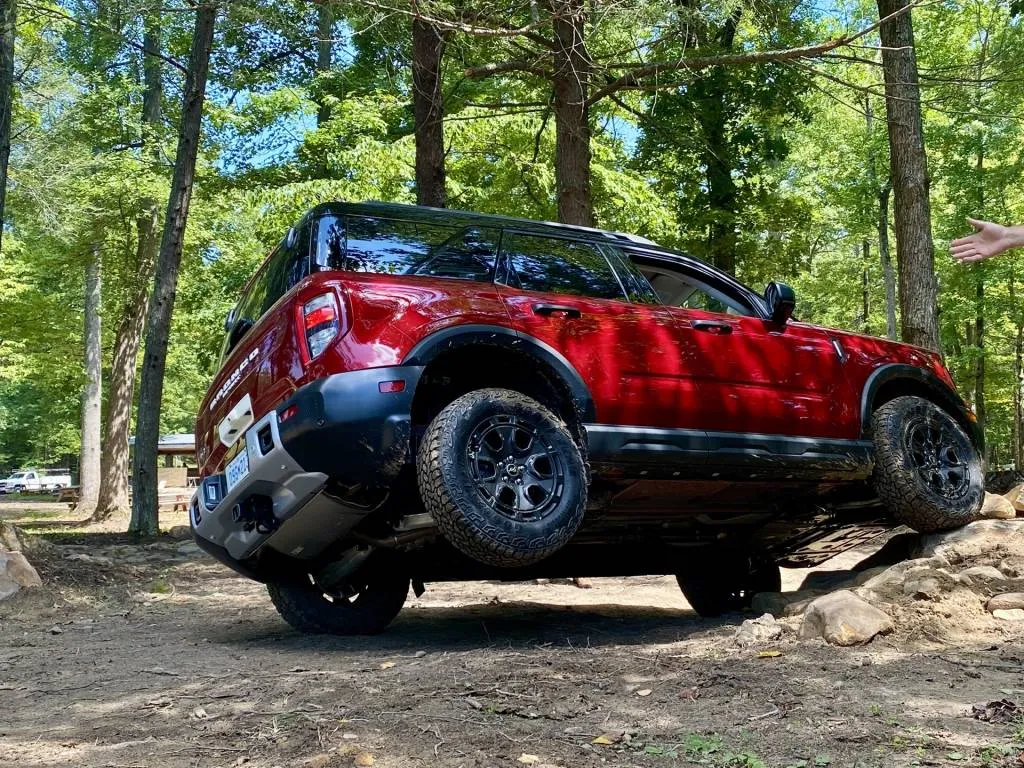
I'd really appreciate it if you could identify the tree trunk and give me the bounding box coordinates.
[316,1,333,126]
[78,249,102,516]
[551,0,593,226]
[95,9,163,522]
[973,277,985,434]
[878,183,897,340]
[1016,323,1023,470]
[130,2,216,537]
[700,11,741,275]
[0,0,15,252]
[876,0,939,351]
[412,17,446,207]
[861,240,870,332]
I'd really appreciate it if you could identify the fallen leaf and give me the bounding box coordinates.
[679,687,700,701]
[465,696,483,710]
[636,689,652,697]
[592,733,622,745]
[758,650,783,658]
[353,753,375,767]
[306,755,331,768]
[379,661,395,670]
[518,755,540,764]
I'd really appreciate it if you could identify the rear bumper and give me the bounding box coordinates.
[190,365,424,577]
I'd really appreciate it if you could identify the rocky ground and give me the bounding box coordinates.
[1,500,1024,768]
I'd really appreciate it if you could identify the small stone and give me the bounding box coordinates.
[306,755,331,768]
[166,525,192,541]
[980,492,1017,520]
[799,590,894,646]
[999,556,1024,578]
[414,650,427,658]
[992,609,1024,621]
[987,593,1024,612]
[959,565,1006,583]
[49,625,63,635]
[1004,483,1024,513]
[734,613,783,647]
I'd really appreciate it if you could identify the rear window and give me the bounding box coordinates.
[314,214,498,281]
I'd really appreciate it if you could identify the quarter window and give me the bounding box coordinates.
[316,215,459,275]
[500,233,625,301]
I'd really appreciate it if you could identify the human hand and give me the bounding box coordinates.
[951,218,1023,263]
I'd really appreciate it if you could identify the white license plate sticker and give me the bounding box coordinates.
[225,442,250,493]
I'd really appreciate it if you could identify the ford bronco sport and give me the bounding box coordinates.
[191,202,984,634]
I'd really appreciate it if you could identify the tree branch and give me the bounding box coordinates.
[463,60,550,79]
[586,0,930,106]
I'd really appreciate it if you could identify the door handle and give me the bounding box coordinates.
[532,303,582,319]
[691,320,733,335]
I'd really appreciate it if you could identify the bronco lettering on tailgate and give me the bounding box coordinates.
[209,348,259,412]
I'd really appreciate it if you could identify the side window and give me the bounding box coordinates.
[605,247,660,305]
[634,260,756,317]
[500,233,625,301]
[337,216,456,275]
[408,226,499,281]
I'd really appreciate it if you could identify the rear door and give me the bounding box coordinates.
[496,232,699,429]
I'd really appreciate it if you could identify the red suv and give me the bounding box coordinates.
[191,202,984,634]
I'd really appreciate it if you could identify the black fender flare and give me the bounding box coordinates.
[860,364,983,450]
[402,324,597,422]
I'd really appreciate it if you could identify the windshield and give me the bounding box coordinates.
[8,473,25,480]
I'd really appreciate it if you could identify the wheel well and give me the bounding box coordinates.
[410,345,584,442]
[868,377,974,438]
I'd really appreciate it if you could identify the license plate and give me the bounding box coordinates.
[225,441,250,493]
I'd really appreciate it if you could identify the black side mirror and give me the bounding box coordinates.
[223,307,237,333]
[764,281,796,325]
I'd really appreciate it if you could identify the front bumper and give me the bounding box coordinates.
[190,365,424,575]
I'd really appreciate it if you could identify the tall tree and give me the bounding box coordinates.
[131,1,217,536]
[95,8,163,521]
[78,248,102,515]
[0,0,15,250]
[551,0,592,226]
[876,0,939,351]
[412,17,446,207]
[317,1,333,126]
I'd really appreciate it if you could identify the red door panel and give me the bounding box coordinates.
[499,287,704,428]
[666,309,859,438]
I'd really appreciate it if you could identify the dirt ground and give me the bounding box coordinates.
[2,501,1024,768]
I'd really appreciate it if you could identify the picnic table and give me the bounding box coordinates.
[58,486,192,513]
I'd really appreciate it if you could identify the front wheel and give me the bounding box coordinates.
[872,396,983,533]
[418,388,587,568]
[677,553,781,618]
[267,565,409,635]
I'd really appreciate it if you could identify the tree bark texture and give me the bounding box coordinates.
[0,0,15,252]
[96,10,163,521]
[551,0,593,226]
[1016,322,1023,470]
[699,10,741,274]
[876,0,940,351]
[316,1,333,126]
[131,2,216,536]
[78,250,102,516]
[412,17,446,207]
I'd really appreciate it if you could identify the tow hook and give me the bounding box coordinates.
[231,495,278,534]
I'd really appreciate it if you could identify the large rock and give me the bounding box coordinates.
[857,557,951,601]
[916,520,1024,563]
[734,613,783,647]
[987,593,1024,612]
[799,590,894,646]
[1003,484,1024,513]
[751,590,823,618]
[980,492,1017,521]
[0,550,42,601]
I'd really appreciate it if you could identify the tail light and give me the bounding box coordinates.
[298,292,347,363]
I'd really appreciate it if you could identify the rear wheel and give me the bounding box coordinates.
[676,553,781,618]
[418,388,587,568]
[267,564,409,635]
[872,396,983,533]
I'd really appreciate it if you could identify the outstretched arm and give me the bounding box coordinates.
[951,218,1024,263]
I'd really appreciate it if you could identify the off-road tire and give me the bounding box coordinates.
[676,553,781,618]
[872,395,983,533]
[266,568,409,635]
[418,388,587,568]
